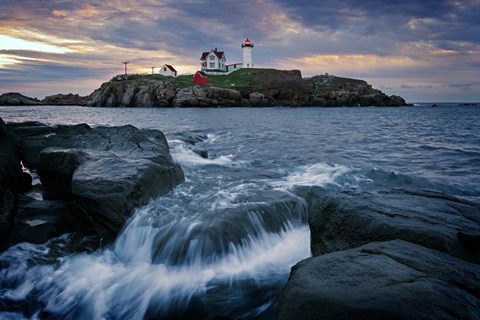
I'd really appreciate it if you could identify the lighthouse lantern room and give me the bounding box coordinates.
[242,38,254,68]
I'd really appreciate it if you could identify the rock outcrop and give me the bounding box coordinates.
[173,86,242,107]
[1,118,185,250]
[87,78,181,107]
[35,124,185,236]
[42,93,90,106]
[278,240,480,320]
[0,118,33,247]
[0,92,41,106]
[277,187,480,319]
[306,74,406,107]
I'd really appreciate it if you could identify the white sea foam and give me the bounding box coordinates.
[1,225,310,319]
[272,162,352,189]
[171,144,236,167]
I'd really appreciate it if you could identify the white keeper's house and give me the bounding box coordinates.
[200,48,226,72]
[200,38,254,75]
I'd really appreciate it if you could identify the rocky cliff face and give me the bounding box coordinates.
[87,79,181,107]
[306,75,406,107]
[42,93,90,106]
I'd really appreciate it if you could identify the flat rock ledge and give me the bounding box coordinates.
[277,187,480,319]
[0,118,184,249]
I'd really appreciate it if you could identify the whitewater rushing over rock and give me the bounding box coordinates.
[1,133,362,319]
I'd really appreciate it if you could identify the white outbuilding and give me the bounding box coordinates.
[159,64,177,77]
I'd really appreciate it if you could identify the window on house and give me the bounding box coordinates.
[210,62,215,68]
[164,67,167,71]
[209,55,215,60]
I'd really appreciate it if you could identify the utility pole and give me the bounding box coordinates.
[122,61,130,80]
[151,67,155,74]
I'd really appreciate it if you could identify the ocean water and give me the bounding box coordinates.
[1,104,479,319]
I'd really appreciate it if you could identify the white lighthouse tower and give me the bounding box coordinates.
[242,38,253,68]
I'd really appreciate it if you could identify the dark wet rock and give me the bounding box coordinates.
[2,119,184,247]
[192,147,208,159]
[0,118,33,201]
[0,92,41,106]
[37,148,91,198]
[73,156,183,234]
[277,240,480,320]
[0,117,33,248]
[151,190,307,265]
[34,124,184,236]
[174,132,209,145]
[7,121,55,169]
[298,187,480,263]
[173,132,210,159]
[277,186,480,319]
[3,195,96,247]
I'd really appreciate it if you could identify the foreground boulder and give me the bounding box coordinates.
[277,240,480,320]
[4,195,96,247]
[0,118,32,247]
[3,121,184,245]
[35,124,184,236]
[302,187,480,263]
[6,122,56,169]
[276,187,480,319]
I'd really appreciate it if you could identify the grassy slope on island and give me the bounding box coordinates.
[175,68,275,88]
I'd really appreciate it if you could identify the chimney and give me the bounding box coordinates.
[215,48,217,52]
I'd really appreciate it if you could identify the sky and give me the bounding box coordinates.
[0,0,479,102]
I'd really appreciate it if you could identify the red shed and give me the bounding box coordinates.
[193,71,208,85]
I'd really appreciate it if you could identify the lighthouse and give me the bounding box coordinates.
[242,38,253,68]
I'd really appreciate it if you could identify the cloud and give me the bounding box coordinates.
[443,82,475,92]
[0,0,479,101]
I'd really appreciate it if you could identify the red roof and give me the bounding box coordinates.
[164,64,176,72]
[195,71,208,77]
[200,49,224,60]
[244,38,251,45]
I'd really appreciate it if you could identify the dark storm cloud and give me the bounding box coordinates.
[274,0,480,46]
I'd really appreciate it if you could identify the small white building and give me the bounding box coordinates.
[159,64,177,77]
[200,48,227,72]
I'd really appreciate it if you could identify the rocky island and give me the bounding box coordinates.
[0,69,407,107]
